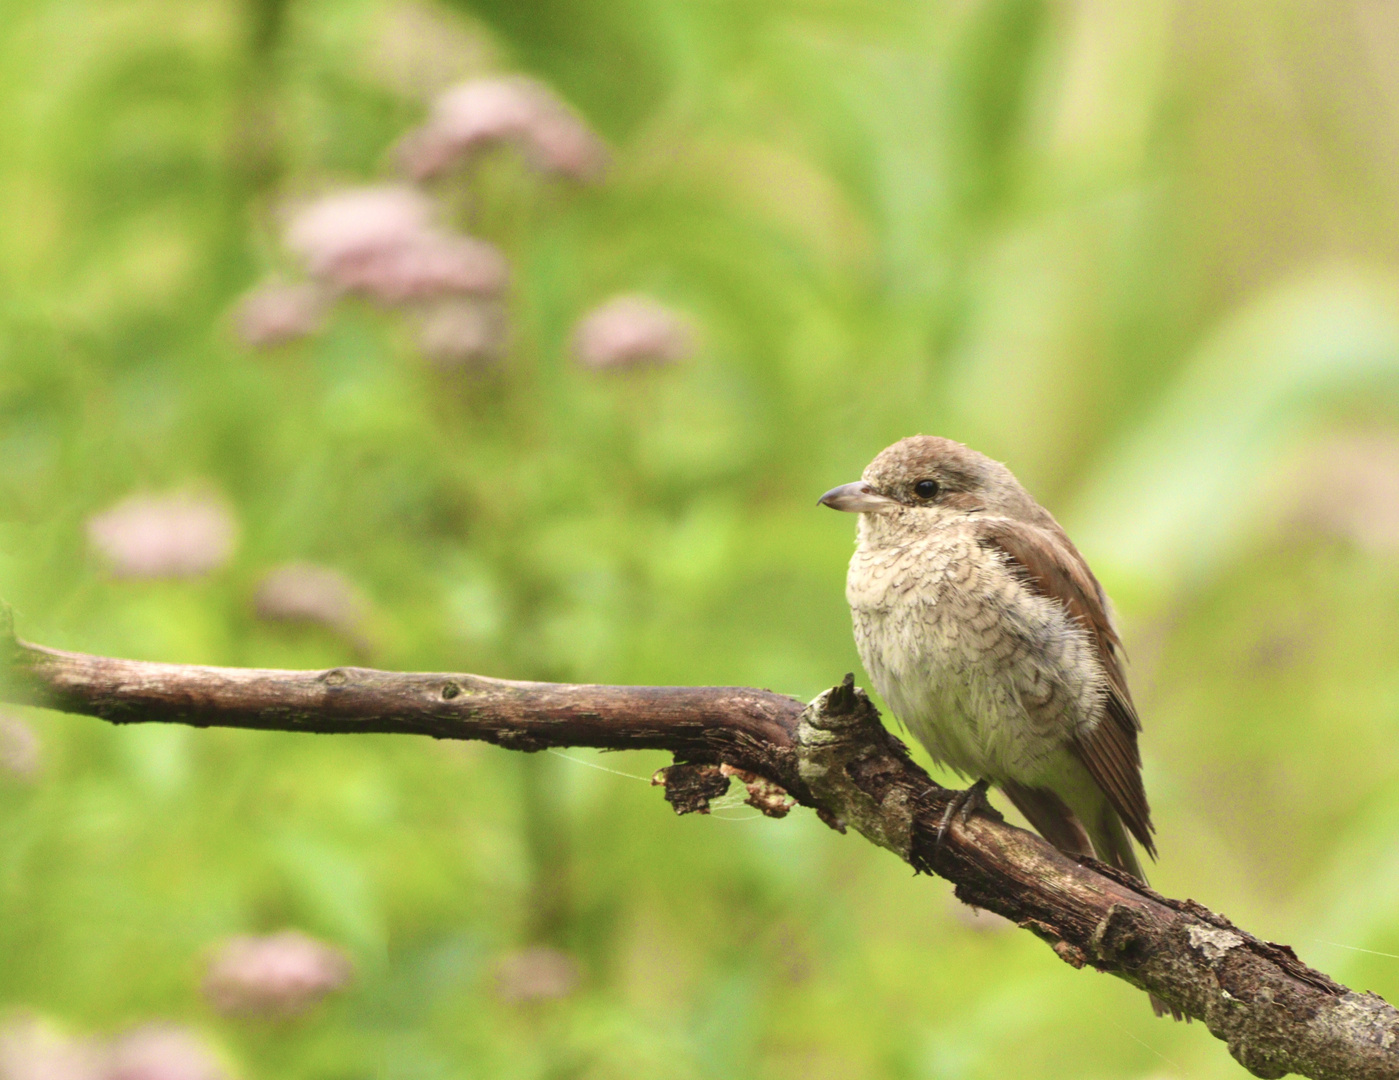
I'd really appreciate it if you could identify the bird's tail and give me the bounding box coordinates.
[1089,807,1147,883]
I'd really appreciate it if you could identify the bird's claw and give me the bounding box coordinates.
[935,778,992,855]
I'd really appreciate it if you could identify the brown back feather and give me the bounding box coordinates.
[976,519,1157,858]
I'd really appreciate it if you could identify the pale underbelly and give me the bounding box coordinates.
[853,602,1079,786]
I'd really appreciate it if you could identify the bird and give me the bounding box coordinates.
[819,435,1158,892]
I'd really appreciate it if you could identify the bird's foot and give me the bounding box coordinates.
[935,779,992,855]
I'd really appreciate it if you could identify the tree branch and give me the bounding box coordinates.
[3,628,1395,1080]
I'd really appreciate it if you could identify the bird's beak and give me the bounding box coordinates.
[818,481,898,513]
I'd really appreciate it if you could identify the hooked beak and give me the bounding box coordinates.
[818,481,898,513]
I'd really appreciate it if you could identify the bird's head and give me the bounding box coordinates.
[819,435,1044,526]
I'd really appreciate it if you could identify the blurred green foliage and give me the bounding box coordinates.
[4,0,1399,1077]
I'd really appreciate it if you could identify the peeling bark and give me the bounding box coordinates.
[2,625,1396,1080]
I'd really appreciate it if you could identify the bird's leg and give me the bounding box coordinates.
[934,779,992,854]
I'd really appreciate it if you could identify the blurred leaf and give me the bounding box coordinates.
[1073,266,1399,592]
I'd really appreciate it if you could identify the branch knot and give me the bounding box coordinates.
[794,680,919,858]
[1090,904,1154,969]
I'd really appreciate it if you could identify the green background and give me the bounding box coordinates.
[4,0,1399,1076]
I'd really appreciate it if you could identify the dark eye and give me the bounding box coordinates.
[914,479,940,500]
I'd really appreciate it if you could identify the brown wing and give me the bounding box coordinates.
[976,518,1157,858]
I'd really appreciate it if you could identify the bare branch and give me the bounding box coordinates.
[2,627,1395,1080]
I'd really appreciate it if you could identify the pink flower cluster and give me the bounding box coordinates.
[0,1018,229,1080]
[87,492,237,579]
[105,1027,228,1080]
[230,69,696,374]
[202,931,354,1018]
[252,563,372,652]
[572,294,695,370]
[398,77,606,181]
[83,492,390,657]
[285,185,507,305]
[230,282,328,347]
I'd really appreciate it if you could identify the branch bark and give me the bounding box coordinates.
[3,628,1395,1080]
